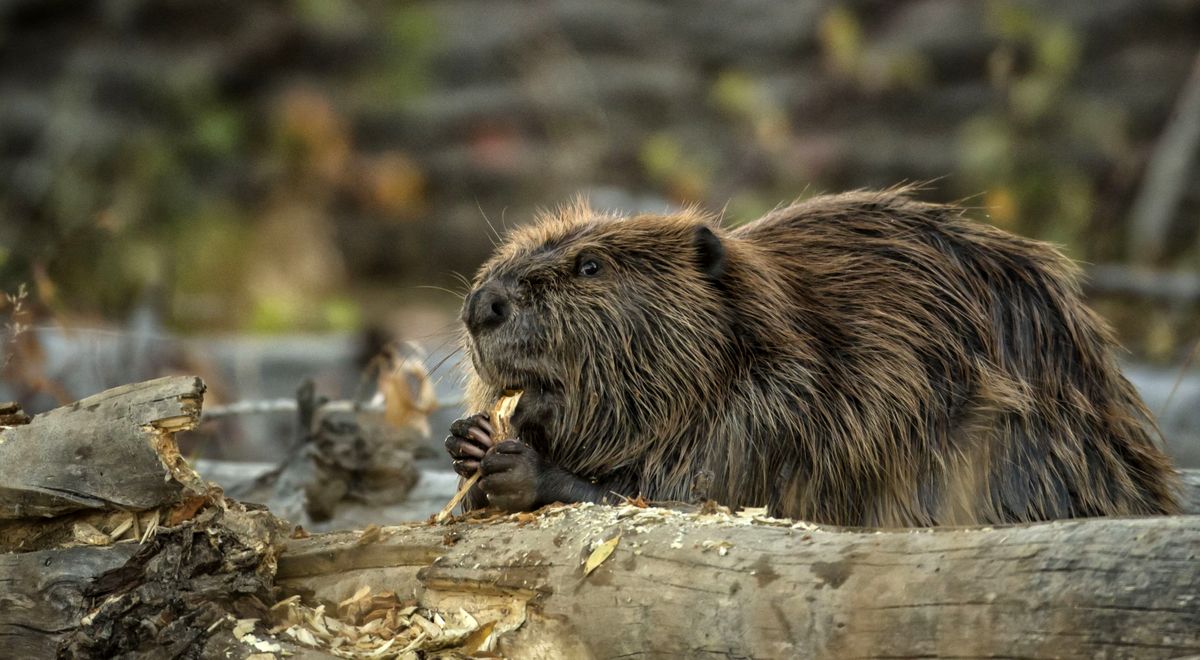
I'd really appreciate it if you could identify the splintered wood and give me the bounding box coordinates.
[434,390,523,522]
[257,585,520,658]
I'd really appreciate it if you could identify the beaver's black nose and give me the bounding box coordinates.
[464,281,511,335]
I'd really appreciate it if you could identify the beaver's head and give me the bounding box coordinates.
[460,203,733,463]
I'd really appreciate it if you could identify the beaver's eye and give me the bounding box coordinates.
[576,259,601,277]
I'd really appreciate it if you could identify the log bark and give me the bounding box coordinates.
[0,543,140,658]
[276,505,1200,659]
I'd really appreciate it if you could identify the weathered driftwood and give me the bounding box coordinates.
[278,505,1200,659]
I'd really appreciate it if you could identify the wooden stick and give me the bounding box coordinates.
[434,390,523,522]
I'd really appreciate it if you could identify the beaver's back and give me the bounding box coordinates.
[730,191,1178,524]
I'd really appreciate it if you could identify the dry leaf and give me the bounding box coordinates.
[583,535,621,575]
[168,495,208,525]
[460,620,497,654]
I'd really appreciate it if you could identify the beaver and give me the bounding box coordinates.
[444,189,1180,526]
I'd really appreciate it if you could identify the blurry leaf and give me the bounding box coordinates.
[987,47,1016,88]
[119,240,165,290]
[710,70,759,119]
[359,153,425,216]
[984,188,1019,229]
[322,297,360,331]
[726,193,777,226]
[987,0,1037,40]
[277,88,351,181]
[583,534,620,576]
[296,0,365,31]
[248,297,301,334]
[819,5,863,79]
[877,50,933,92]
[1041,168,1093,248]
[1146,319,1177,363]
[1069,99,1131,161]
[639,133,683,182]
[958,115,1013,178]
[1034,23,1080,79]
[1010,76,1058,123]
[192,108,245,157]
[669,169,708,203]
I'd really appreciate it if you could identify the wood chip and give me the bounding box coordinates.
[108,514,134,541]
[72,522,113,546]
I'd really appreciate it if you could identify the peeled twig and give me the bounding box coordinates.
[434,390,522,522]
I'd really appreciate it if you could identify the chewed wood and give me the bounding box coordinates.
[280,504,1200,658]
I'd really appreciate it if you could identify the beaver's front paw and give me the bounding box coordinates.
[445,412,494,478]
[479,440,544,511]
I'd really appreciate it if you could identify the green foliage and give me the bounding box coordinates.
[0,2,439,332]
[956,1,1126,258]
[352,5,438,108]
[820,5,864,80]
[639,133,712,202]
[819,4,932,93]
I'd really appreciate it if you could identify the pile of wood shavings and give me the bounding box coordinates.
[249,587,511,658]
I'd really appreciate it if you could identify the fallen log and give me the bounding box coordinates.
[0,377,293,658]
[3,376,1200,659]
[275,505,1200,659]
[0,376,208,521]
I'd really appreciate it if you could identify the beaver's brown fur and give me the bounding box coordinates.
[454,189,1179,526]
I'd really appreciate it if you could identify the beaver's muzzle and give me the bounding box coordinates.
[463,279,515,336]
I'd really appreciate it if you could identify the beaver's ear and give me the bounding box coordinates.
[693,225,726,280]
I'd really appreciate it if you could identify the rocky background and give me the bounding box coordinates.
[1,1,1198,464]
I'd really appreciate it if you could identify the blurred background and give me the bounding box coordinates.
[1,0,1198,507]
